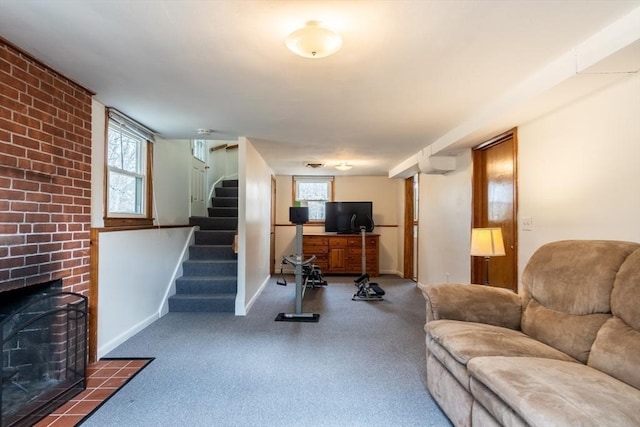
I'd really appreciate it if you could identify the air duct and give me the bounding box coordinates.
[418,148,457,174]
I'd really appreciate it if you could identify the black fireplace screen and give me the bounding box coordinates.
[1,291,88,427]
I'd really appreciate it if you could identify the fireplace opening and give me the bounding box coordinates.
[1,280,88,427]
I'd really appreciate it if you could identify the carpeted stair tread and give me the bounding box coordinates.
[211,197,238,208]
[214,187,238,198]
[175,276,237,294]
[189,245,236,260]
[208,207,238,217]
[222,179,238,187]
[194,230,235,245]
[182,259,238,276]
[168,293,235,312]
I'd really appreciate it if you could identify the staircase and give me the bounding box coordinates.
[168,179,238,312]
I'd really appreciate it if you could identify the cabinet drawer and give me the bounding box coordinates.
[347,254,378,264]
[328,237,348,247]
[303,245,328,254]
[303,236,328,246]
[347,248,377,256]
[347,237,378,247]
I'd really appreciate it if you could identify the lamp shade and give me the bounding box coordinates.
[470,228,506,257]
[286,21,342,59]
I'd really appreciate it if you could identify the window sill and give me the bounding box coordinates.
[103,217,154,228]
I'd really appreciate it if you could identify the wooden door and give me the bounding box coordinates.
[403,175,419,280]
[472,130,518,291]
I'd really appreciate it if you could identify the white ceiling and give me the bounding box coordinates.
[1,1,638,176]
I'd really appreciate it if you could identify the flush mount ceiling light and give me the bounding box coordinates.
[335,161,352,171]
[305,161,325,169]
[286,20,342,59]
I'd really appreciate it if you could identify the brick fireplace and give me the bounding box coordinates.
[1,38,94,424]
[0,38,93,295]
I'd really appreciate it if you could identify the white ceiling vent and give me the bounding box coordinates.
[304,162,325,169]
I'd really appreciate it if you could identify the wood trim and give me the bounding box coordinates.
[274,223,398,227]
[471,128,518,290]
[403,177,414,279]
[93,224,191,233]
[103,137,155,228]
[89,228,99,363]
[210,144,228,152]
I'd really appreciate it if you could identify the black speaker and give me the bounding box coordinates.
[289,207,309,224]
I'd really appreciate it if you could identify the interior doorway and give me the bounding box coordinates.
[403,174,418,281]
[472,130,518,291]
[270,176,276,275]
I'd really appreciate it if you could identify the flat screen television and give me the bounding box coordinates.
[325,201,374,233]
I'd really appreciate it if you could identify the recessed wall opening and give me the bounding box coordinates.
[1,279,88,427]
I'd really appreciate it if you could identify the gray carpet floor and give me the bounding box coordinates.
[83,275,451,427]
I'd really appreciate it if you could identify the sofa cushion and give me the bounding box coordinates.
[520,240,639,362]
[521,299,609,363]
[588,247,640,389]
[588,318,640,389]
[611,247,640,330]
[468,356,640,427]
[426,320,577,390]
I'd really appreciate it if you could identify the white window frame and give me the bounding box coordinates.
[293,176,334,222]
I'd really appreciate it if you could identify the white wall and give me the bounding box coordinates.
[417,74,640,289]
[517,74,640,279]
[97,227,192,358]
[207,141,239,195]
[153,138,191,225]
[418,151,474,285]
[236,137,274,314]
[274,175,402,275]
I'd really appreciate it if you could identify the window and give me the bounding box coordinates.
[192,139,207,162]
[293,176,334,222]
[104,109,154,227]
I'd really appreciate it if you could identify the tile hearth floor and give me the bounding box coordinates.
[35,358,152,427]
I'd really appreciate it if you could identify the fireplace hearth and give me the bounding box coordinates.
[1,280,88,427]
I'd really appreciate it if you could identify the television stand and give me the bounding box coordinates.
[302,233,379,276]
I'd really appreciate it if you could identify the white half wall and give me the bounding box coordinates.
[97,227,192,358]
[236,137,273,315]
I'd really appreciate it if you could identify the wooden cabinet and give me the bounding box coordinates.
[303,234,379,276]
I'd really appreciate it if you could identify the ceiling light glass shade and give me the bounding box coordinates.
[286,21,342,59]
[335,162,352,171]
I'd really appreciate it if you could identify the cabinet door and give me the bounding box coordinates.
[329,247,347,271]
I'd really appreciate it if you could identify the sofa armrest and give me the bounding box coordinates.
[417,283,522,330]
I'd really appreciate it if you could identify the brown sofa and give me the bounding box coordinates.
[418,240,640,427]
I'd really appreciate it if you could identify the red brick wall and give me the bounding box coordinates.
[0,39,93,295]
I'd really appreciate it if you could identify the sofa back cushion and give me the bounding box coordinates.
[588,247,640,388]
[520,240,639,363]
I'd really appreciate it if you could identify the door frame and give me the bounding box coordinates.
[471,129,518,291]
[403,175,418,280]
